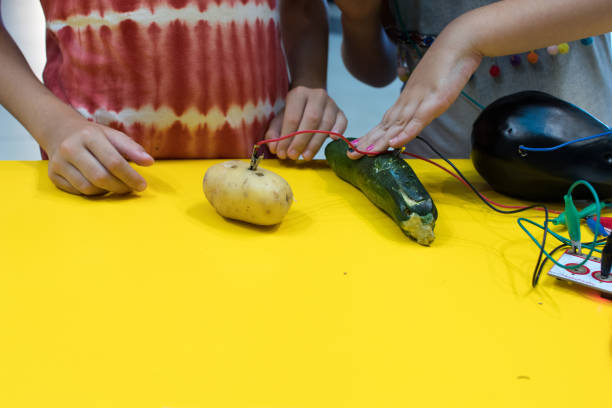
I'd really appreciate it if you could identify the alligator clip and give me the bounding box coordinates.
[249,144,263,171]
[562,193,582,254]
[553,202,612,226]
[570,239,582,254]
[586,216,609,237]
[600,234,612,279]
[392,146,406,157]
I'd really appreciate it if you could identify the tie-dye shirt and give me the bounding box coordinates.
[40,0,289,158]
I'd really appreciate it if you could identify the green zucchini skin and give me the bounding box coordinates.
[325,139,438,245]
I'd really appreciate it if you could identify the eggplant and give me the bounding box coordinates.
[471,91,612,201]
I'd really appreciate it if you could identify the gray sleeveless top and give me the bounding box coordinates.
[388,0,612,158]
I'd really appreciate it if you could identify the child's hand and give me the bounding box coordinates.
[347,21,482,159]
[45,118,154,195]
[265,86,347,161]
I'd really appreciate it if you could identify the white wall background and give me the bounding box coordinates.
[0,0,400,160]
[0,0,46,159]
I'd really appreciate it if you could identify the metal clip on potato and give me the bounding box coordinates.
[249,145,263,171]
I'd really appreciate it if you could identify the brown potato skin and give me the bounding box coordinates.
[203,160,293,225]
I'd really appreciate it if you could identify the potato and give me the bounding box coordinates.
[203,160,293,225]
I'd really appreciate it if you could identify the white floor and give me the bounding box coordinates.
[0,1,400,160]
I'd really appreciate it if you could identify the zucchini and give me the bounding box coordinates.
[325,139,437,245]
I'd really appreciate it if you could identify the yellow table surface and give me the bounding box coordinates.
[0,159,611,407]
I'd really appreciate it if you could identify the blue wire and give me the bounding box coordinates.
[519,130,612,153]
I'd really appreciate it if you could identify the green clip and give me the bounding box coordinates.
[552,201,611,225]
[562,193,581,245]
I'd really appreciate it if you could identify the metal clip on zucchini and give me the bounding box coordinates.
[394,146,407,157]
[249,145,263,171]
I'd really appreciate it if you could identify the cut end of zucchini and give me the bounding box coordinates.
[400,213,435,246]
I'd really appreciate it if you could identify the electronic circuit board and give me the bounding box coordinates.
[548,250,612,294]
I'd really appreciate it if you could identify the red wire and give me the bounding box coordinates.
[257,130,377,156]
[402,152,561,214]
[257,130,561,214]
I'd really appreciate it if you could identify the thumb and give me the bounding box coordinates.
[265,111,284,154]
[106,130,155,166]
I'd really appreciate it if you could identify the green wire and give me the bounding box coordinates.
[460,91,486,110]
[518,218,604,267]
[517,180,602,271]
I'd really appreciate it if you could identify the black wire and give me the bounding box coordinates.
[412,136,550,287]
[533,243,568,287]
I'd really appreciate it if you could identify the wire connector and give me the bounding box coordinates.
[249,145,263,171]
[601,234,612,279]
[563,193,582,253]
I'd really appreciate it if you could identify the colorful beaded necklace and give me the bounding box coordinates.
[388,0,595,108]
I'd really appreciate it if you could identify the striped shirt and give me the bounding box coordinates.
[40,0,289,158]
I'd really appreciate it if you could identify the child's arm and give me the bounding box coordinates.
[0,4,153,195]
[347,0,612,158]
[335,0,397,87]
[265,0,347,161]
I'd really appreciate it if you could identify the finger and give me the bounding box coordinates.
[347,124,386,159]
[389,98,440,147]
[85,135,148,192]
[69,144,132,194]
[378,97,421,144]
[302,101,338,160]
[59,161,107,196]
[302,133,327,161]
[49,172,81,195]
[277,91,308,159]
[389,118,425,148]
[264,111,284,154]
[330,110,348,135]
[105,129,154,166]
[365,132,391,156]
[286,97,326,160]
[354,98,411,158]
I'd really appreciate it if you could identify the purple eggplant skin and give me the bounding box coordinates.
[471,91,612,201]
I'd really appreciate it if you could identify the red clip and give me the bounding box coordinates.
[594,216,612,230]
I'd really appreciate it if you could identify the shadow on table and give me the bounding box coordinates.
[309,161,425,245]
[185,201,314,236]
[186,201,279,232]
[275,159,330,171]
[22,160,176,200]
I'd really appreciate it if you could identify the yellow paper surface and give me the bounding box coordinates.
[0,159,610,407]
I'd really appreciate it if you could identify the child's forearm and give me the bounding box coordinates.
[280,0,328,89]
[455,0,612,58]
[341,13,397,88]
[0,22,82,153]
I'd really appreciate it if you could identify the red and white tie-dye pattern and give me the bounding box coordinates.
[40,0,288,158]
